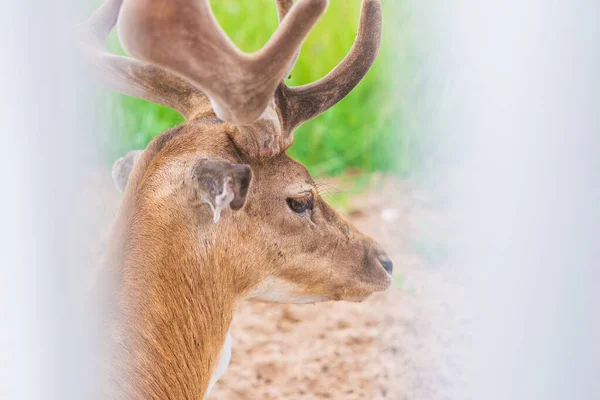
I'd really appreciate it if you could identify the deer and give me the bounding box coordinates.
[79,0,392,398]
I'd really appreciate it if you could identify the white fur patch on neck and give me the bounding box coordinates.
[248,276,328,304]
[204,330,232,398]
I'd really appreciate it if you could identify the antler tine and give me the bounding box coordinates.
[78,0,207,120]
[275,0,295,18]
[278,0,382,133]
[83,0,123,46]
[118,0,328,126]
[275,0,300,79]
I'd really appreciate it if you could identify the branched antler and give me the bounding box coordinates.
[277,0,382,135]
[117,0,328,125]
[79,0,382,155]
[78,0,208,120]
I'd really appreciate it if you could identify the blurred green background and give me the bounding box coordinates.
[102,0,417,177]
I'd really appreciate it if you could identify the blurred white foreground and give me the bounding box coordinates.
[0,0,598,399]
[0,2,102,399]
[416,0,600,398]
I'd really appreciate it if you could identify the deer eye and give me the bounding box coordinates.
[287,193,314,214]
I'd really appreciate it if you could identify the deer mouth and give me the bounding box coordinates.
[331,276,392,303]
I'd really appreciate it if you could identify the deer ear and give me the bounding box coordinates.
[192,160,252,223]
[112,150,143,193]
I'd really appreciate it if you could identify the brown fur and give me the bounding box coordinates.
[98,119,391,398]
[80,0,388,398]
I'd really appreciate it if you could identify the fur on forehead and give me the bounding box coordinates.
[243,153,316,188]
[119,123,315,197]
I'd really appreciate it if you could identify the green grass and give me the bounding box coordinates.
[103,0,411,177]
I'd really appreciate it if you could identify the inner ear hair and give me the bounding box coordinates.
[191,159,253,223]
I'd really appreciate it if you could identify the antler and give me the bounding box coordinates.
[78,0,208,120]
[117,0,328,125]
[79,0,382,155]
[275,0,300,78]
[277,0,382,135]
[275,0,295,18]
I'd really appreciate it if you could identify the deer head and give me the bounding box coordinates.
[80,0,391,398]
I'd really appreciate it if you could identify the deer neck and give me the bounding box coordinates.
[104,198,241,399]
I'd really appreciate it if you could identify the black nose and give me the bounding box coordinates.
[379,257,394,275]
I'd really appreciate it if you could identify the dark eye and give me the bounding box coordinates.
[287,193,314,214]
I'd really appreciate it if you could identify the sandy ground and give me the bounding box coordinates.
[207,176,471,400]
[90,170,470,399]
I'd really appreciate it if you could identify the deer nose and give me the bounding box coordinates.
[378,256,394,276]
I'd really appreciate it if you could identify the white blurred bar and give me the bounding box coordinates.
[0,2,102,399]
[410,0,600,398]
